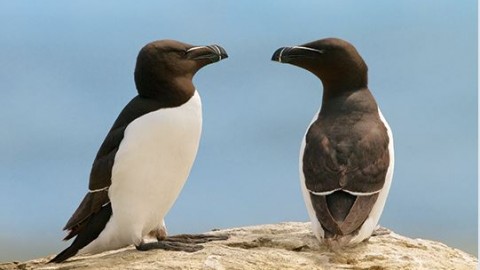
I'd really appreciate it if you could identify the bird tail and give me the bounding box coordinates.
[49,244,80,263]
[49,203,113,263]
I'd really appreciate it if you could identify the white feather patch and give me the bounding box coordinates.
[79,91,202,254]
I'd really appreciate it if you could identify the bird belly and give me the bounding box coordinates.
[80,91,202,254]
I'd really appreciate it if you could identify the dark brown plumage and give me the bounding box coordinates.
[272,38,393,248]
[51,40,227,263]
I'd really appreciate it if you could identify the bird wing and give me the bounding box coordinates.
[62,96,164,235]
[303,118,390,194]
[303,117,390,236]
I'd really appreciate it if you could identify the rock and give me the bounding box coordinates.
[0,222,477,270]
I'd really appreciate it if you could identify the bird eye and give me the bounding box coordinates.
[176,49,187,57]
[167,47,186,56]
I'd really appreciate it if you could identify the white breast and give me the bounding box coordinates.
[80,91,202,254]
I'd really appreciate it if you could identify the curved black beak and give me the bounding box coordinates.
[187,44,228,63]
[271,47,288,62]
[271,46,323,63]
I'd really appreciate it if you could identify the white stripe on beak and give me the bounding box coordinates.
[186,46,206,53]
[292,46,324,54]
[211,46,222,60]
[278,47,288,63]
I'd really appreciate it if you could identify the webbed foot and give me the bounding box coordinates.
[136,240,203,252]
[165,233,229,244]
[372,226,391,237]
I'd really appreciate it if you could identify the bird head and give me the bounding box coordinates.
[272,38,368,89]
[134,40,228,102]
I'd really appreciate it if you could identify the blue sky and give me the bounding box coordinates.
[0,0,477,261]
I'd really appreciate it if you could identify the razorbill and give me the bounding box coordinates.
[272,38,394,249]
[50,40,228,263]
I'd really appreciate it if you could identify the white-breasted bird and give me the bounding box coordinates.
[51,40,228,263]
[272,38,394,249]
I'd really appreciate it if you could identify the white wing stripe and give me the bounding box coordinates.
[89,186,109,193]
[308,188,381,196]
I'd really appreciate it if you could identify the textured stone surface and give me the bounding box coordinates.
[1,222,477,270]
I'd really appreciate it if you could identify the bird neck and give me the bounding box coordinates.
[317,64,368,99]
[320,87,377,116]
[138,78,195,108]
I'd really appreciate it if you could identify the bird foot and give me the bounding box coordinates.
[136,240,204,252]
[372,226,391,237]
[165,233,229,244]
[136,233,229,252]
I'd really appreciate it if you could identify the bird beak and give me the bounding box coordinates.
[186,45,228,63]
[271,46,323,63]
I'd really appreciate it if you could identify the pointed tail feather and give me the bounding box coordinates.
[49,203,112,263]
[49,244,80,263]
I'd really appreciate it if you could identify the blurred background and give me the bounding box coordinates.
[0,0,477,261]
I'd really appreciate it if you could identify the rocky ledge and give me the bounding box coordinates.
[0,222,477,270]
